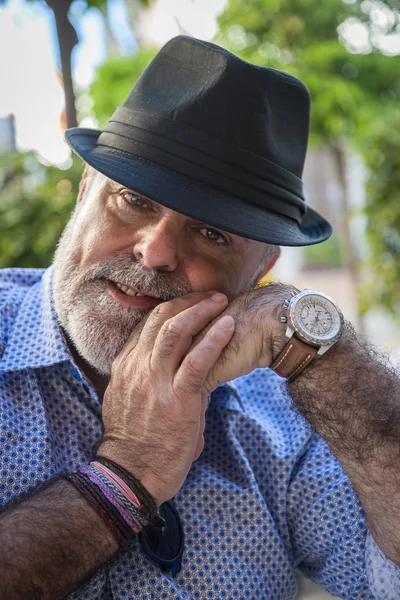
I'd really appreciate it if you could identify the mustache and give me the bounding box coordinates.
[79,255,192,301]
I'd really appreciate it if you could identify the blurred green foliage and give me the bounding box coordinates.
[305,235,342,270]
[0,153,83,268]
[359,110,400,316]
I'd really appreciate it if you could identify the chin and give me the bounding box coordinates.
[55,282,147,376]
[68,310,145,376]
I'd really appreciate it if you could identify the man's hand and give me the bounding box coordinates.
[199,283,295,393]
[96,292,234,505]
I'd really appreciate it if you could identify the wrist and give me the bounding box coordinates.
[95,442,164,506]
[289,321,355,381]
[270,320,288,364]
[247,283,297,367]
[269,288,344,381]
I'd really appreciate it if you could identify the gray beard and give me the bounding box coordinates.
[52,212,191,376]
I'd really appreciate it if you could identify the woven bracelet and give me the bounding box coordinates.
[79,471,138,539]
[91,461,142,509]
[95,456,164,526]
[89,463,149,529]
[66,472,134,550]
[79,465,143,533]
[67,471,134,545]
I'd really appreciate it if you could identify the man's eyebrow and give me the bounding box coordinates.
[109,181,146,196]
[194,220,247,243]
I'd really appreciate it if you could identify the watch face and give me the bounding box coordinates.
[289,291,343,346]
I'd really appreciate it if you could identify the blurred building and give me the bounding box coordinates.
[0,114,16,155]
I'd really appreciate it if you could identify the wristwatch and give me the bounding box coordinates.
[271,289,344,381]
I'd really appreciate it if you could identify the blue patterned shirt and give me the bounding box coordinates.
[0,267,399,599]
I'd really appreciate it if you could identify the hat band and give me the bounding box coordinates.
[112,108,304,198]
[95,109,306,224]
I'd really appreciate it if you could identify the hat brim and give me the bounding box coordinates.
[65,128,332,247]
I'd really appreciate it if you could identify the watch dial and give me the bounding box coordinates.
[293,294,342,343]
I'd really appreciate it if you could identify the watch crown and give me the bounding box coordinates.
[280,316,288,323]
[282,300,290,309]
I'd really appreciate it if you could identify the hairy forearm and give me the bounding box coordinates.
[288,322,400,565]
[0,478,118,599]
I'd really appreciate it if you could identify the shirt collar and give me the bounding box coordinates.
[0,266,72,371]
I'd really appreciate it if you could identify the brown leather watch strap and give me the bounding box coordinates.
[271,336,318,381]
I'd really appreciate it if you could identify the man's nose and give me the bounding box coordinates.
[132,220,180,272]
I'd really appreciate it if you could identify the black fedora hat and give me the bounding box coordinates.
[65,35,331,246]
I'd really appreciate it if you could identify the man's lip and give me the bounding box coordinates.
[110,279,160,299]
[106,281,163,310]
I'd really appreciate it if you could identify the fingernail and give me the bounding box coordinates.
[211,293,227,303]
[219,315,234,328]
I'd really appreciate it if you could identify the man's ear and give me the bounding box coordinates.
[77,166,90,203]
[256,246,281,283]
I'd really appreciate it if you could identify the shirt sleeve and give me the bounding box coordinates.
[286,432,400,599]
[365,531,400,599]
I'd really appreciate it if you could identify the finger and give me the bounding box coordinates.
[150,293,229,373]
[174,315,235,397]
[120,291,217,359]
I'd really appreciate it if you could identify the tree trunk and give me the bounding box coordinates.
[45,0,79,129]
[331,141,364,332]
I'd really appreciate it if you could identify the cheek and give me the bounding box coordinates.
[73,213,128,267]
[182,255,243,296]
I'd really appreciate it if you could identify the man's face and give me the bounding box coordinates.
[53,168,277,375]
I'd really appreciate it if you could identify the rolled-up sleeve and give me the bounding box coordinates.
[286,432,400,598]
[365,531,400,599]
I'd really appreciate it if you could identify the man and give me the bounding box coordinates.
[0,35,399,599]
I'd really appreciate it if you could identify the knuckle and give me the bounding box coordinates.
[186,353,206,375]
[162,318,185,339]
[155,320,185,359]
[178,379,200,397]
[151,301,175,321]
[177,357,206,394]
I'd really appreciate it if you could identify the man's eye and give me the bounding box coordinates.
[201,228,228,245]
[122,192,148,208]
